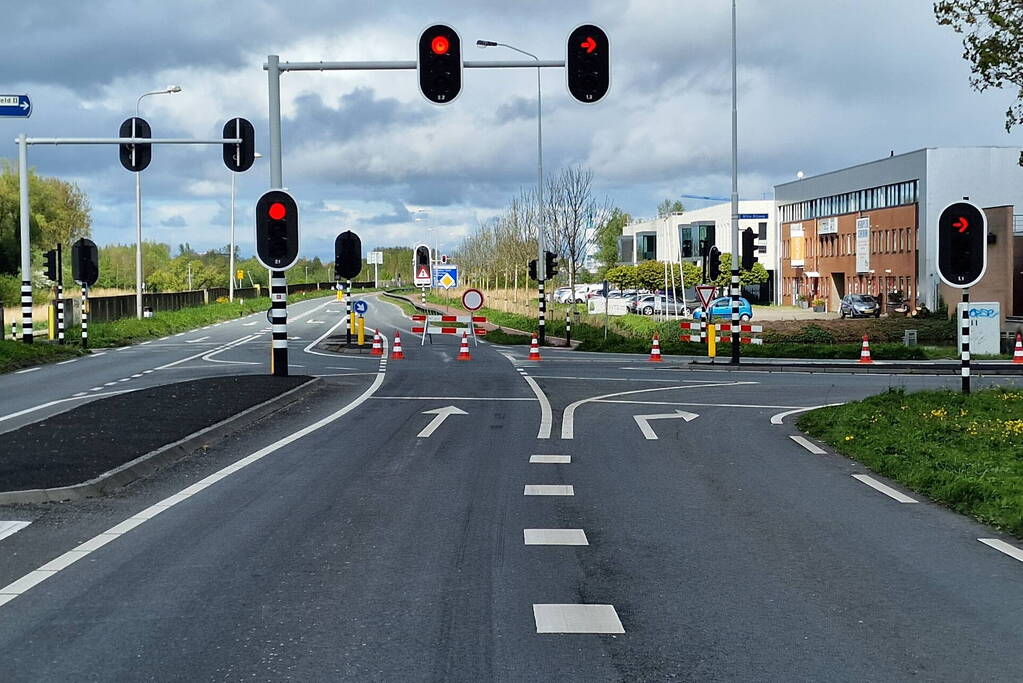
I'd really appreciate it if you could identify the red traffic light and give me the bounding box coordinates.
[580,36,597,53]
[431,35,450,55]
[954,217,969,233]
[268,202,287,220]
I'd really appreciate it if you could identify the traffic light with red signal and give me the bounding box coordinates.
[937,201,987,288]
[566,24,610,104]
[418,24,462,104]
[255,190,299,270]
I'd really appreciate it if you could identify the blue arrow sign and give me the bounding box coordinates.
[0,95,31,118]
[353,300,368,315]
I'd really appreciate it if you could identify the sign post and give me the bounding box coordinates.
[695,284,717,347]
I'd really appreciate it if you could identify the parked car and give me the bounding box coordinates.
[553,286,574,304]
[840,294,881,318]
[628,294,690,316]
[693,296,754,321]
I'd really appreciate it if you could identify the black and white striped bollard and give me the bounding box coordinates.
[538,280,546,346]
[729,269,741,364]
[21,279,32,343]
[961,289,971,395]
[270,270,288,376]
[565,309,571,347]
[56,283,65,344]
[81,284,89,349]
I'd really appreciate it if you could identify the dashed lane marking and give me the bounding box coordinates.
[852,474,918,503]
[790,435,826,455]
[0,521,30,542]
[978,538,1023,563]
[524,485,574,496]
[14,368,39,374]
[530,455,571,464]
[56,359,78,365]
[533,604,624,634]
[524,529,588,545]
[771,403,846,425]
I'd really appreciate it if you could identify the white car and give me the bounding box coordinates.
[553,287,574,303]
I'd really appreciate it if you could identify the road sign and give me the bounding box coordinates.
[695,285,717,309]
[462,288,484,311]
[435,265,458,289]
[367,250,383,265]
[937,200,987,288]
[353,300,368,315]
[737,213,768,220]
[0,95,31,118]
[236,269,245,280]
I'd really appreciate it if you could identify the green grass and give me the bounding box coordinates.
[798,387,1023,537]
[0,339,85,374]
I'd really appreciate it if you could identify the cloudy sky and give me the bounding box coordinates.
[5,0,1021,262]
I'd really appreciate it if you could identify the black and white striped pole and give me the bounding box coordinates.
[728,0,741,366]
[81,284,89,349]
[56,242,64,344]
[270,271,288,376]
[538,281,546,346]
[961,289,971,395]
[565,309,571,347]
[346,280,353,346]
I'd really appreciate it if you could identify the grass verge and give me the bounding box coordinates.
[0,340,85,374]
[798,387,1023,537]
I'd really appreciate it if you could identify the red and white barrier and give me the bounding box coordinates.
[412,314,488,345]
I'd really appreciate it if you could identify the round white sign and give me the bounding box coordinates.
[462,288,484,311]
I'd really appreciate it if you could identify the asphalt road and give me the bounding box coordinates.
[2,293,1023,680]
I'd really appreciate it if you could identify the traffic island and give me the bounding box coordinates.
[0,375,317,504]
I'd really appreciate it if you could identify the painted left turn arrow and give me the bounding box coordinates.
[417,406,468,438]
[633,410,699,440]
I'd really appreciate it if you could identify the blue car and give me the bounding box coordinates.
[693,296,753,321]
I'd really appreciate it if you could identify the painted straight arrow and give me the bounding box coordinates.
[417,406,468,438]
[633,410,699,440]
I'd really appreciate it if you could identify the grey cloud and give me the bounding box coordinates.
[160,215,187,227]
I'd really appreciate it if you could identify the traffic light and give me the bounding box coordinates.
[119,117,152,172]
[741,228,757,271]
[566,24,610,104]
[255,190,300,270]
[43,249,58,282]
[223,117,255,172]
[528,259,538,281]
[418,24,462,104]
[414,244,432,285]
[544,251,558,280]
[708,246,721,280]
[937,201,987,288]
[334,230,362,280]
[71,238,99,287]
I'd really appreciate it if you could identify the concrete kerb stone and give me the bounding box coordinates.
[684,361,1023,376]
[0,377,322,505]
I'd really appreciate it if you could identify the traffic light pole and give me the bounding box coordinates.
[961,288,971,395]
[270,270,288,376]
[56,242,64,344]
[729,0,741,366]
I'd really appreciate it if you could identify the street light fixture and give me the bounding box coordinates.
[134,85,181,317]
[476,38,547,342]
[230,151,262,301]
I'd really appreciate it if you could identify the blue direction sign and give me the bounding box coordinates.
[434,266,458,290]
[353,300,368,315]
[737,213,768,220]
[0,95,31,118]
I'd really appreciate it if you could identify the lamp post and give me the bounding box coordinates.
[476,38,546,344]
[134,85,181,318]
[230,151,261,301]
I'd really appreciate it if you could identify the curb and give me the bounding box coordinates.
[0,377,322,505]
[685,361,1023,375]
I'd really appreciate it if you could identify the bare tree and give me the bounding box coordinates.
[545,166,612,290]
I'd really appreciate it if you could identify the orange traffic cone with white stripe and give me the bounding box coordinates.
[1013,332,1023,364]
[457,330,472,361]
[528,333,542,361]
[649,332,663,362]
[859,334,873,364]
[370,331,382,356]
[390,331,405,359]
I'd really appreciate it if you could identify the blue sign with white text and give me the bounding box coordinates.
[737,213,768,220]
[434,266,458,290]
[0,95,31,118]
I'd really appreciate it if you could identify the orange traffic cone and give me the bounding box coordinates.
[1013,332,1023,364]
[649,332,663,362]
[390,331,405,359]
[457,330,472,361]
[370,331,382,356]
[859,335,873,364]
[528,333,542,361]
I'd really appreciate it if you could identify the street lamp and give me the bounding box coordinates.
[229,151,261,301]
[134,85,181,318]
[476,38,547,342]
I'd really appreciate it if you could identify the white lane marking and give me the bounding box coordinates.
[200,334,259,364]
[0,521,31,542]
[174,332,186,337]
[533,604,624,634]
[596,399,811,409]
[312,372,380,377]
[531,375,708,383]
[184,336,210,344]
[978,538,1023,563]
[117,378,131,383]
[89,387,102,391]
[771,403,846,425]
[790,435,826,455]
[242,322,258,326]
[417,406,468,438]
[103,381,117,386]
[561,381,755,440]
[143,369,153,374]
[131,374,143,378]
[139,341,152,345]
[115,346,131,352]
[521,375,553,440]
[15,367,40,374]
[852,474,918,503]
[524,485,574,496]
[373,396,535,401]
[0,335,389,610]
[89,352,106,357]
[530,455,571,464]
[633,410,700,440]
[72,392,87,397]
[154,334,256,371]
[57,359,79,365]
[524,529,588,545]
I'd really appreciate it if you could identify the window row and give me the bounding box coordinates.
[779,180,918,223]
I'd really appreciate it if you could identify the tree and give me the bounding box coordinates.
[593,207,630,276]
[657,198,685,217]
[935,1,1023,164]
[546,166,612,290]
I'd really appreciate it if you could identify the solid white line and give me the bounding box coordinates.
[184,336,210,344]
[771,403,846,425]
[978,538,1023,563]
[56,359,79,365]
[524,485,574,496]
[372,396,535,401]
[154,334,255,371]
[530,455,571,464]
[0,389,137,424]
[521,375,553,440]
[528,375,685,383]
[790,435,826,455]
[15,367,39,374]
[0,336,389,609]
[524,529,588,545]
[852,474,917,503]
[533,604,624,634]
[0,521,30,542]
[596,399,809,409]
[561,381,755,440]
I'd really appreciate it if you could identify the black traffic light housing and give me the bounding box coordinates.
[937,201,987,288]
[544,251,558,281]
[528,259,538,281]
[119,117,152,172]
[741,228,758,271]
[43,249,58,282]
[334,230,362,280]
[72,238,99,287]
[566,24,610,104]
[223,117,255,172]
[255,190,300,270]
[418,24,462,104]
[414,244,432,285]
[708,246,721,281]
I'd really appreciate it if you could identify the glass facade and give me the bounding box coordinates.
[779,180,918,223]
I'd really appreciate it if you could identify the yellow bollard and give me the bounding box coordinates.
[48,301,55,340]
[336,289,344,302]
[707,323,716,358]
[358,316,365,346]
[349,312,356,335]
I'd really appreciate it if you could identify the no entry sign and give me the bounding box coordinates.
[462,288,484,311]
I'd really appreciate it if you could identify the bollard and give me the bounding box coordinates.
[358,316,365,346]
